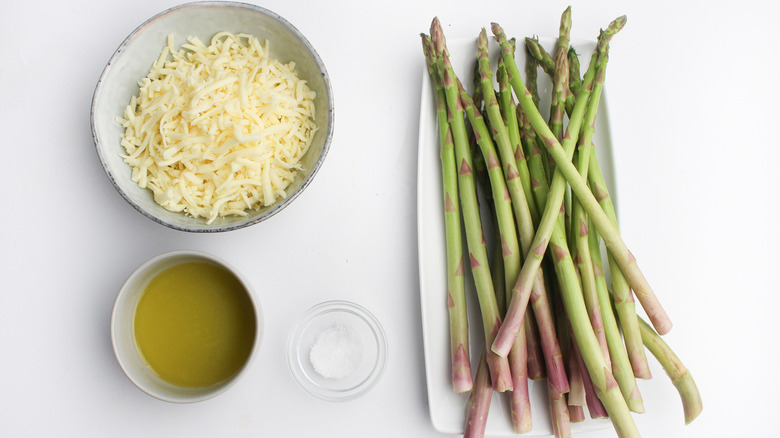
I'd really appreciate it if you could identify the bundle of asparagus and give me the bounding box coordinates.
[420,7,701,438]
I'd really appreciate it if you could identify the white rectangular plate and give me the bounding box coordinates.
[417,35,617,435]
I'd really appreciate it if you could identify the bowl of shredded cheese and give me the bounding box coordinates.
[91,2,333,232]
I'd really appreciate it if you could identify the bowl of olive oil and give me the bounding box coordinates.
[111,250,262,403]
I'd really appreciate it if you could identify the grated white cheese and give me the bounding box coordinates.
[117,32,318,224]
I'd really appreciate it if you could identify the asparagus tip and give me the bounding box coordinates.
[477,27,488,58]
[430,17,446,54]
[597,15,627,52]
[420,33,431,56]
[560,5,573,36]
[613,15,628,31]
[490,22,505,41]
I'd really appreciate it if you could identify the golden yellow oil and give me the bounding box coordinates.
[133,260,256,388]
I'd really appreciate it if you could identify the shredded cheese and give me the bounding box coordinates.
[118,32,318,224]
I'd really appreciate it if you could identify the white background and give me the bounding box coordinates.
[1,0,778,437]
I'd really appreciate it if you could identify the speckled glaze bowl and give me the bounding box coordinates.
[91,2,333,232]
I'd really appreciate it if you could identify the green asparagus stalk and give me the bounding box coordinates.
[571,208,618,408]
[508,315,532,433]
[493,19,642,438]
[465,66,519,304]
[464,87,534,432]
[466,75,532,428]
[549,219,639,438]
[549,380,572,438]
[572,127,644,420]
[567,366,586,423]
[566,18,643,417]
[460,78,568,412]
[490,221,507,314]
[568,38,615,381]
[518,106,552,216]
[546,15,577,437]
[519,28,617,421]
[567,335,587,408]
[516,106,559,395]
[588,147,652,379]
[474,29,569,396]
[471,116,507,315]
[492,19,673,346]
[524,308,546,380]
[525,36,578,146]
[589,219,645,414]
[523,43,553,183]
[572,209,610,366]
[638,317,703,424]
[497,48,540,225]
[508,51,574,404]
[421,34,473,394]
[542,34,651,381]
[476,29,534,253]
[466,91,535,438]
[524,43,541,110]
[568,47,582,100]
[528,27,667,360]
[459,84,533,419]
[490,30,598,358]
[571,336,608,418]
[430,18,513,392]
[525,36,555,77]
[549,6,571,142]
[526,36,576,110]
[464,350,493,438]
[589,28,651,379]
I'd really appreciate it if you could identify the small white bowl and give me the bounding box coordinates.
[91,2,334,232]
[111,250,263,403]
[287,301,388,402]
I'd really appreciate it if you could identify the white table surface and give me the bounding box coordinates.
[2,0,778,437]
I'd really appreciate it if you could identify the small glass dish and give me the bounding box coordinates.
[287,300,388,402]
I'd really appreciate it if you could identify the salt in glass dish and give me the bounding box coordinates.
[287,300,388,402]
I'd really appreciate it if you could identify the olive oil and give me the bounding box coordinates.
[133,260,256,388]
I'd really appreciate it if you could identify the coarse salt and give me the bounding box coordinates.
[309,324,363,379]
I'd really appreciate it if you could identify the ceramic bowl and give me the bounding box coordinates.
[91,2,333,232]
[110,250,263,403]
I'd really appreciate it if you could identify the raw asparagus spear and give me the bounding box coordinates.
[492,19,673,346]
[588,147,652,379]
[542,36,652,380]
[496,40,540,224]
[493,19,642,438]
[473,29,570,396]
[430,18,512,392]
[638,317,703,424]
[574,38,646,413]
[549,6,571,142]
[421,34,473,394]
[589,219,645,415]
[464,350,493,438]
[490,29,598,359]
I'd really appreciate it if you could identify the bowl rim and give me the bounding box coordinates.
[90,1,334,233]
[110,249,264,403]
